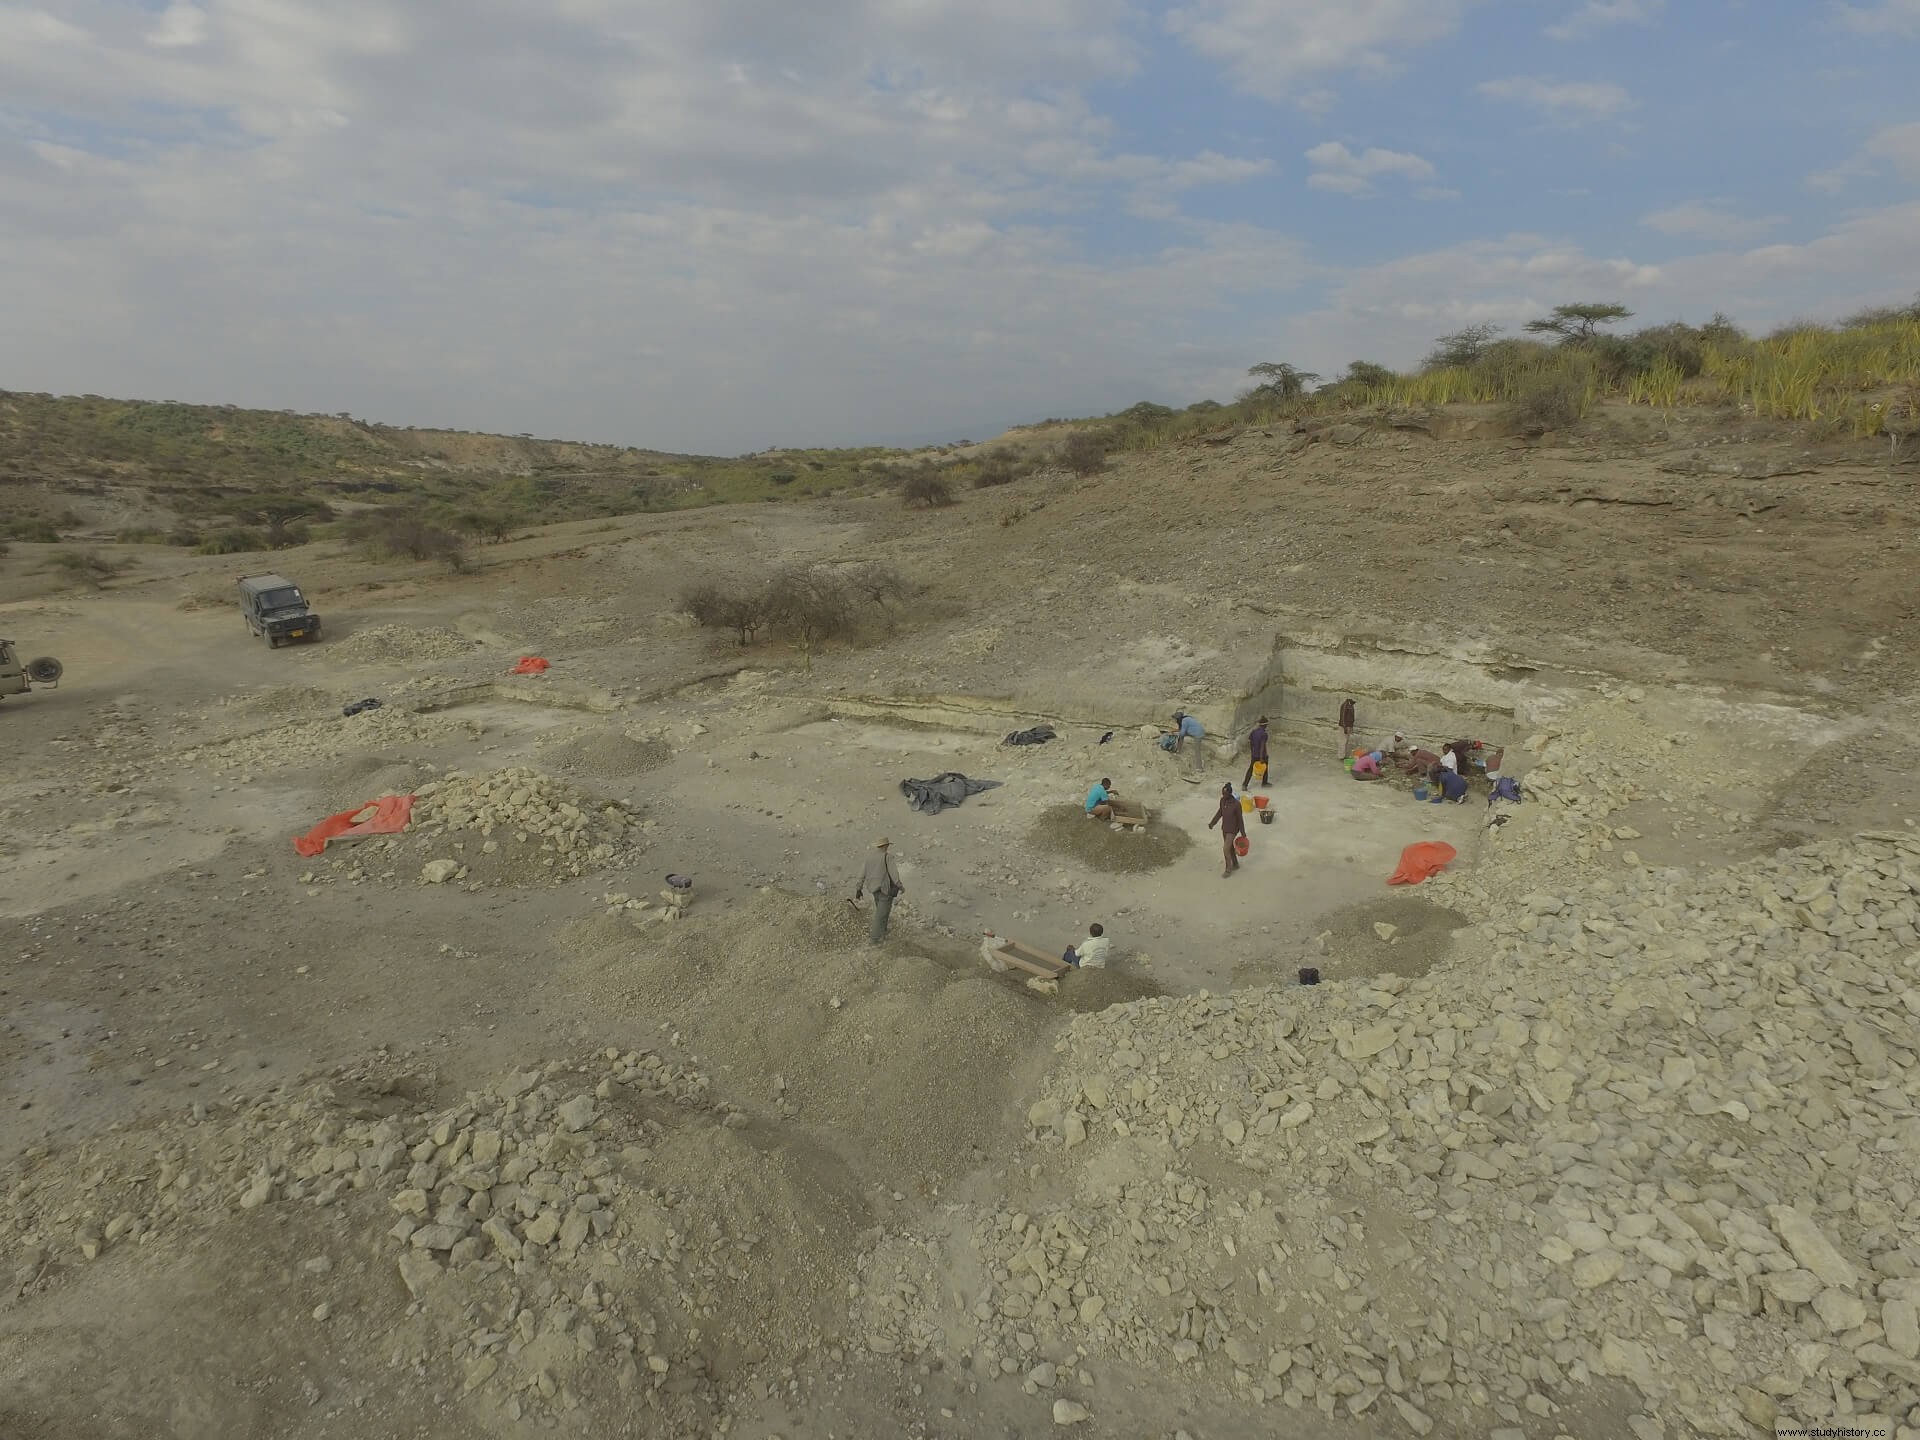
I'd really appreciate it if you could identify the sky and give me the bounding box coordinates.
[3,1,1918,454]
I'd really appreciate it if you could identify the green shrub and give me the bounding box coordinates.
[1506,373,1587,432]
[195,526,268,555]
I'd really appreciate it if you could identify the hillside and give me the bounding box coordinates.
[0,390,903,547]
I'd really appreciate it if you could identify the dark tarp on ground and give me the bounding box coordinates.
[900,772,1003,814]
[1001,725,1057,746]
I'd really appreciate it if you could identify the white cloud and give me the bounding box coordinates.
[146,3,209,48]
[1834,0,1920,35]
[1865,121,1920,179]
[1164,0,1468,103]
[1303,140,1436,197]
[1166,151,1275,189]
[1546,0,1663,41]
[1640,201,1784,245]
[1477,75,1634,119]
[1806,120,1920,192]
[0,0,1317,450]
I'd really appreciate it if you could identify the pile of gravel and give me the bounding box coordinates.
[321,623,480,666]
[409,766,643,886]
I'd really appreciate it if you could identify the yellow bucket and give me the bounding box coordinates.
[1240,796,1254,813]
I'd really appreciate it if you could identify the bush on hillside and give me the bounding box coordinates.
[972,454,1020,488]
[1506,373,1587,433]
[901,471,955,508]
[45,549,122,588]
[1060,433,1107,476]
[682,581,769,646]
[765,565,854,670]
[195,526,268,555]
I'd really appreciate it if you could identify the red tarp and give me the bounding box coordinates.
[293,794,416,857]
[510,656,550,675]
[1387,841,1458,886]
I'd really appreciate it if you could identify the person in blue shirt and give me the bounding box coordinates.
[1172,711,1206,772]
[1437,766,1469,803]
[1085,777,1115,819]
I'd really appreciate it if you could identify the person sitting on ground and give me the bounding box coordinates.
[1438,766,1469,803]
[1387,731,1409,755]
[1064,922,1111,969]
[1085,777,1116,820]
[1351,750,1382,778]
[1439,744,1460,773]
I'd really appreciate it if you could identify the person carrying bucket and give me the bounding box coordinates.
[1243,716,1271,790]
[1207,782,1246,878]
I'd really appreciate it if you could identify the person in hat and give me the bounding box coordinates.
[854,838,905,944]
[1338,697,1356,759]
[1206,782,1245,878]
[1243,716,1270,790]
[1172,710,1207,772]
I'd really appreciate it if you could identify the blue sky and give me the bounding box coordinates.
[2,1,1917,453]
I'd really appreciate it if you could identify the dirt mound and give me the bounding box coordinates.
[562,891,1058,1185]
[323,623,479,666]
[405,765,644,887]
[537,724,674,780]
[0,1049,849,1433]
[1029,803,1194,873]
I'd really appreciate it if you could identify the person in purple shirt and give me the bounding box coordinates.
[1242,716,1270,790]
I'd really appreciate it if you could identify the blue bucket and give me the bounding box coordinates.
[1413,786,1428,801]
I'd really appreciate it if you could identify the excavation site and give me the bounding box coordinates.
[3,398,1917,1440]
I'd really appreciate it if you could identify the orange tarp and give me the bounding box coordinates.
[510,656,550,674]
[293,794,416,857]
[1387,841,1457,886]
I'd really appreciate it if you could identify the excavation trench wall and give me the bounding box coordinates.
[792,633,1581,765]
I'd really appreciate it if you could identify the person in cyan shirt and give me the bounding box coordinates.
[1085,778,1115,819]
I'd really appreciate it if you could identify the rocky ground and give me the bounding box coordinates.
[1,406,1916,1439]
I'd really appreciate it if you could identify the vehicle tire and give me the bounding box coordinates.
[26,657,62,683]
[268,633,280,649]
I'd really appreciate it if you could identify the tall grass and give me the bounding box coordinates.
[1080,311,1920,456]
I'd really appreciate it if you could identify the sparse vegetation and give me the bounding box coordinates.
[765,566,856,672]
[1244,361,1321,402]
[44,548,123,588]
[901,470,955,508]
[1059,433,1108,476]
[1524,302,1634,342]
[682,582,770,646]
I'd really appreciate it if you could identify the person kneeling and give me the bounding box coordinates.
[1438,767,1469,804]
[1063,923,1110,968]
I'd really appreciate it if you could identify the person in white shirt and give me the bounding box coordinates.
[1066,923,1111,969]
[1439,748,1459,773]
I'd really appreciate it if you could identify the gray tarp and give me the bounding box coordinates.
[899,772,1002,814]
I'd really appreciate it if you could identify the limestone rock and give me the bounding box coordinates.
[1051,1399,1090,1426]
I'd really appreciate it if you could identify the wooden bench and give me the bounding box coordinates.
[992,938,1072,980]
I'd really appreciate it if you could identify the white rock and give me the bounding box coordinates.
[421,859,460,884]
[1770,1207,1857,1289]
[1051,1399,1090,1426]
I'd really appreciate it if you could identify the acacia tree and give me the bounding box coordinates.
[1244,361,1322,401]
[1524,302,1634,342]
[765,566,853,673]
